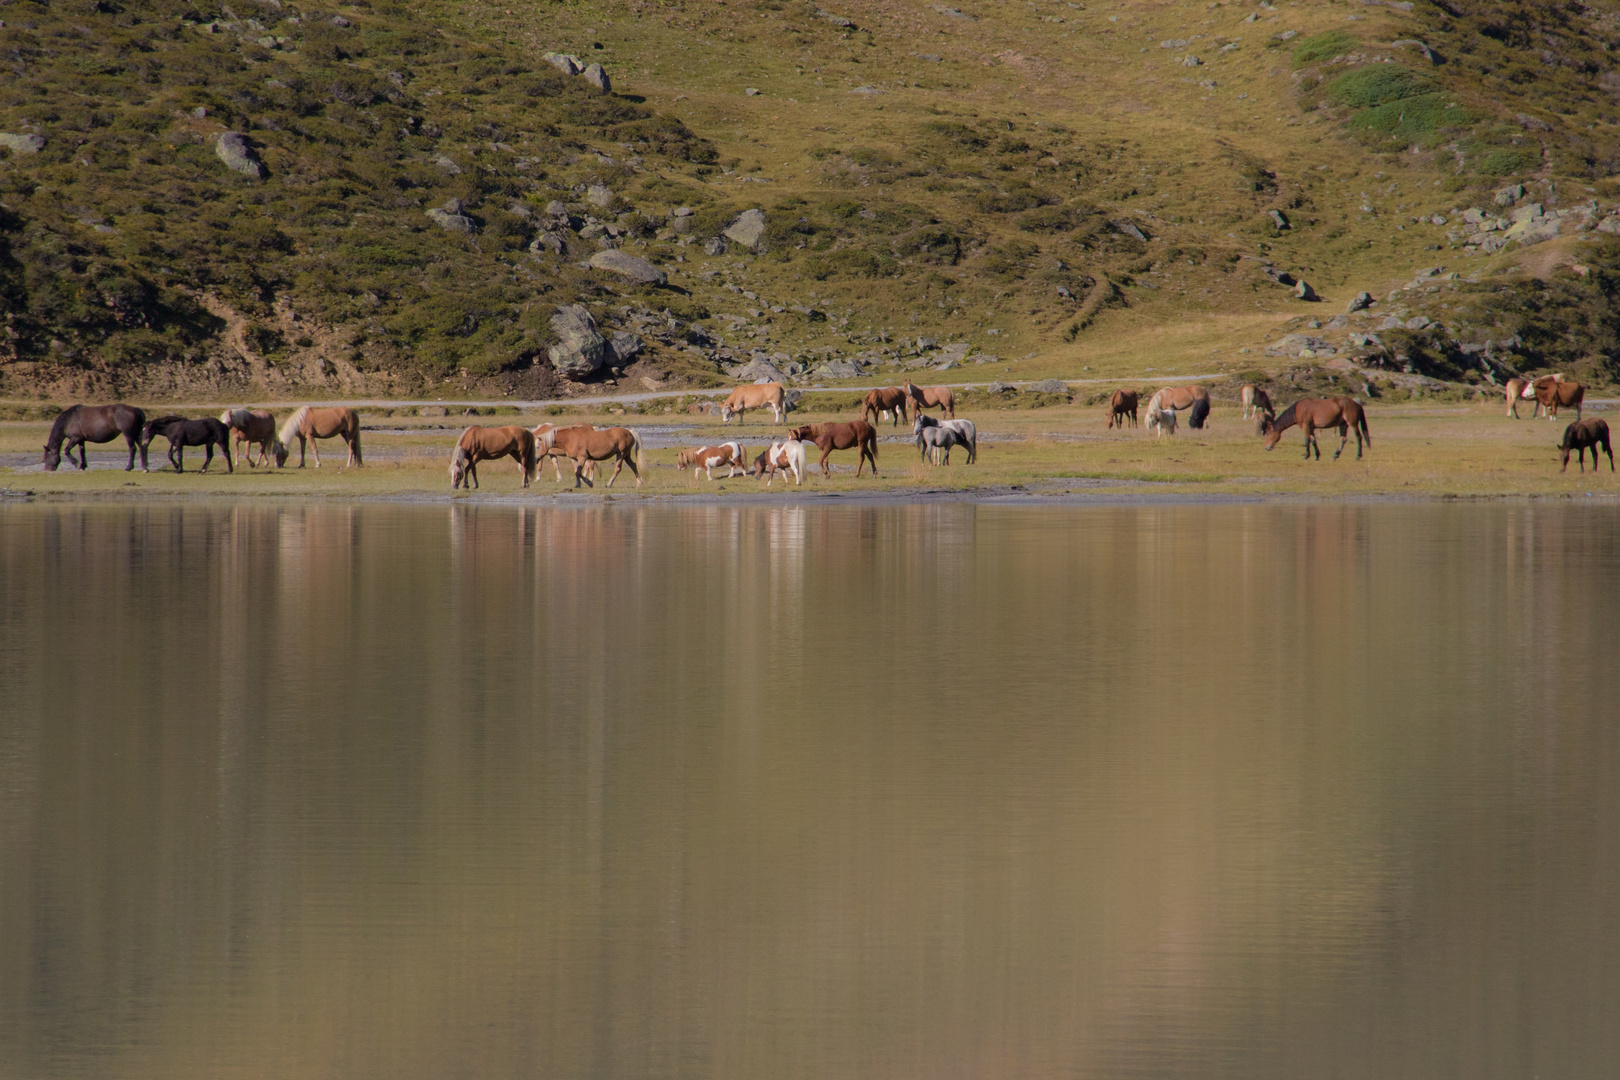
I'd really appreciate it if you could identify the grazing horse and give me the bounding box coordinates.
[719,382,787,424]
[789,421,879,477]
[1147,407,1177,439]
[141,415,234,473]
[219,408,282,467]
[913,413,978,464]
[1263,397,1371,460]
[1558,418,1614,473]
[903,380,956,418]
[1146,385,1212,429]
[276,406,362,467]
[450,425,536,490]
[862,386,911,427]
[42,403,148,472]
[1108,389,1139,429]
[539,424,642,488]
[676,442,746,479]
[750,439,807,486]
[1531,376,1584,422]
[1240,384,1275,422]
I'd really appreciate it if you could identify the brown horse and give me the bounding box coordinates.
[676,442,746,480]
[1263,397,1371,460]
[720,382,787,424]
[539,424,642,488]
[903,381,956,419]
[1558,418,1613,473]
[1240,384,1275,423]
[450,425,536,490]
[219,408,282,467]
[1532,376,1584,422]
[1107,389,1139,429]
[276,406,362,467]
[789,421,879,477]
[1147,385,1211,429]
[862,386,911,427]
[42,403,149,471]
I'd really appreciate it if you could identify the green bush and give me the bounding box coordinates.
[1325,66,1434,109]
[1476,147,1538,177]
[1348,93,1472,139]
[1292,30,1356,66]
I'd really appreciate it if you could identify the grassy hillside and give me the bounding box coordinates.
[3,0,1620,400]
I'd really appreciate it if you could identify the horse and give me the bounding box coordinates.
[750,440,806,486]
[450,425,536,490]
[538,424,642,488]
[1240,384,1275,422]
[1531,376,1584,422]
[41,403,148,471]
[862,386,911,427]
[1147,407,1177,439]
[1504,378,1535,419]
[141,415,234,473]
[719,382,787,424]
[1263,397,1371,460]
[1146,385,1211,429]
[912,414,969,464]
[676,442,746,479]
[1107,389,1139,429]
[276,406,362,467]
[1558,418,1613,473]
[789,421,879,477]
[219,408,282,467]
[913,413,977,464]
[903,380,956,418]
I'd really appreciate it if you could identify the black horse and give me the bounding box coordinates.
[43,403,149,471]
[141,415,234,473]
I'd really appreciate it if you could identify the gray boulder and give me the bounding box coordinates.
[727,358,789,383]
[1027,379,1069,394]
[1268,209,1291,230]
[543,52,582,75]
[1294,279,1318,301]
[586,182,614,208]
[588,250,668,286]
[214,132,263,179]
[433,153,461,174]
[0,133,45,155]
[810,359,863,379]
[703,236,728,256]
[530,231,567,255]
[723,208,768,251]
[1495,183,1526,207]
[607,331,644,365]
[1346,291,1373,313]
[426,199,475,233]
[548,304,607,380]
[988,380,1018,394]
[936,341,971,363]
[582,63,611,93]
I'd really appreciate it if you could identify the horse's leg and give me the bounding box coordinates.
[574,455,593,489]
[310,434,323,468]
[820,445,832,477]
[201,442,213,472]
[124,433,137,471]
[1332,422,1348,461]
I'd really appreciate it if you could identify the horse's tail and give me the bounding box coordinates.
[629,428,643,470]
[279,406,310,445]
[1189,396,1210,430]
[522,431,537,481]
[1357,410,1371,449]
[349,412,363,465]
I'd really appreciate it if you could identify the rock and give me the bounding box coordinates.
[1510,202,1542,222]
[723,208,767,251]
[915,337,937,350]
[1462,207,1486,224]
[1027,379,1069,394]
[789,305,827,322]
[935,360,961,371]
[578,222,606,240]
[988,380,1018,394]
[1392,38,1438,63]
[821,12,856,27]
[1327,315,1348,329]
[703,237,728,256]
[1379,316,1403,330]
[1114,220,1149,242]
[727,358,789,383]
[433,153,461,174]
[0,133,45,155]
[1160,38,1190,48]
[588,250,668,286]
[582,63,611,93]
[810,359,863,379]
[936,341,972,363]
[672,206,694,218]
[1346,291,1373,313]
[1182,55,1203,66]
[419,405,447,418]
[1430,214,1448,226]
[545,200,570,218]
[745,88,761,96]
[1294,279,1318,301]
[608,331,644,365]
[1268,209,1291,230]
[214,132,263,178]
[1495,183,1526,207]
[530,230,567,255]
[974,354,1000,365]
[586,183,614,208]
[849,86,884,95]
[548,304,608,380]
[329,15,351,26]
[426,199,475,233]
[543,52,582,76]
[1405,316,1431,330]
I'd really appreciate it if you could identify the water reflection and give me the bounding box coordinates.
[0,501,1617,1079]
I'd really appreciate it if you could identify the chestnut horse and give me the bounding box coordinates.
[1240,384,1275,423]
[219,408,282,467]
[1107,389,1139,429]
[676,442,746,479]
[276,406,362,467]
[720,382,787,424]
[539,424,642,488]
[903,381,956,419]
[1558,418,1613,473]
[789,421,879,477]
[862,386,911,426]
[450,425,536,490]
[1147,385,1211,430]
[1263,397,1371,460]
[750,439,806,486]
[42,403,148,471]
[1531,376,1584,421]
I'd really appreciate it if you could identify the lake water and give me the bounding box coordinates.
[1,499,1617,1079]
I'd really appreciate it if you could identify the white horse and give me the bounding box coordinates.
[762,439,806,486]
[1147,406,1178,438]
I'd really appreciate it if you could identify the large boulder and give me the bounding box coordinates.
[214,132,263,178]
[809,359,863,380]
[723,209,767,252]
[582,63,611,93]
[1346,291,1373,314]
[607,331,644,366]
[726,358,789,383]
[1027,379,1069,394]
[588,250,667,286]
[426,198,475,233]
[0,133,45,155]
[548,304,607,380]
[543,52,582,75]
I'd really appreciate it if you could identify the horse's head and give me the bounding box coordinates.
[449,445,469,489]
[718,404,735,423]
[676,449,693,470]
[1262,419,1283,451]
[273,440,289,467]
[788,425,813,441]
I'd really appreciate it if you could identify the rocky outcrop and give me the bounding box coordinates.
[723,209,767,252]
[1346,291,1373,314]
[214,132,263,179]
[548,304,607,380]
[1026,379,1069,394]
[1294,279,1318,302]
[0,133,45,155]
[607,331,644,366]
[426,198,475,233]
[582,63,611,93]
[588,250,667,286]
[543,52,582,75]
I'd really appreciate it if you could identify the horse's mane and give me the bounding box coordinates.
[45,405,81,447]
[145,414,187,428]
[1273,401,1300,431]
[278,406,310,445]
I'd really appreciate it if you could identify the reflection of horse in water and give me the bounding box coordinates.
[1145,385,1211,429]
[42,403,149,471]
[1263,397,1371,460]
[277,406,363,467]
[141,415,234,472]
[219,408,283,467]
[450,425,536,489]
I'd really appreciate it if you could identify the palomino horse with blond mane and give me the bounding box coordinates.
[450,425,536,490]
[1263,397,1371,460]
[219,408,282,467]
[1145,385,1211,430]
[903,380,956,419]
[276,406,362,467]
[538,424,643,488]
[719,382,787,424]
[862,386,911,427]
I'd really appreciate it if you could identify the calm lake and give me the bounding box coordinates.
[1,499,1617,1079]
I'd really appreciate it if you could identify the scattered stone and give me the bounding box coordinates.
[588,250,668,286]
[0,133,45,155]
[1379,316,1403,330]
[1294,279,1318,301]
[727,358,790,383]
[1114,220,1149,242]
[608,331,644,365]
[1326,315,1349,329]
[1462,207,1485,224]
[433,153,461,174]
[988,380,1018,394]
[582,63,611,93]
[419,405,447,418]
[1405,316,1431,330]
[937,341,972,363]
[789,305,827,322]
[1495,183,1525,207]
[703,237,728,256]
[543,52,582,76]
[214,132,264,178]
[935,360,961,371]
[723,208,768,251]
[1268,209,1291,230]
[1346,291,1374,313]
[1160,38,1190,47]
[933,6,973,19]
[1182,55,1203,66]
[329,15,351,26]
[548,304,608,380]
[819,11,856,27]
[1391,38,1437,63]
[1027,379,1069,394]
[810,359,863,379]
[850,86,884,95]
[586,183,614,208]
[530,231,567,255]
[426,198,475,233]
[745,87,761,96]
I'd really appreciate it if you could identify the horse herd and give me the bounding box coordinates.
[41,404,362,473]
